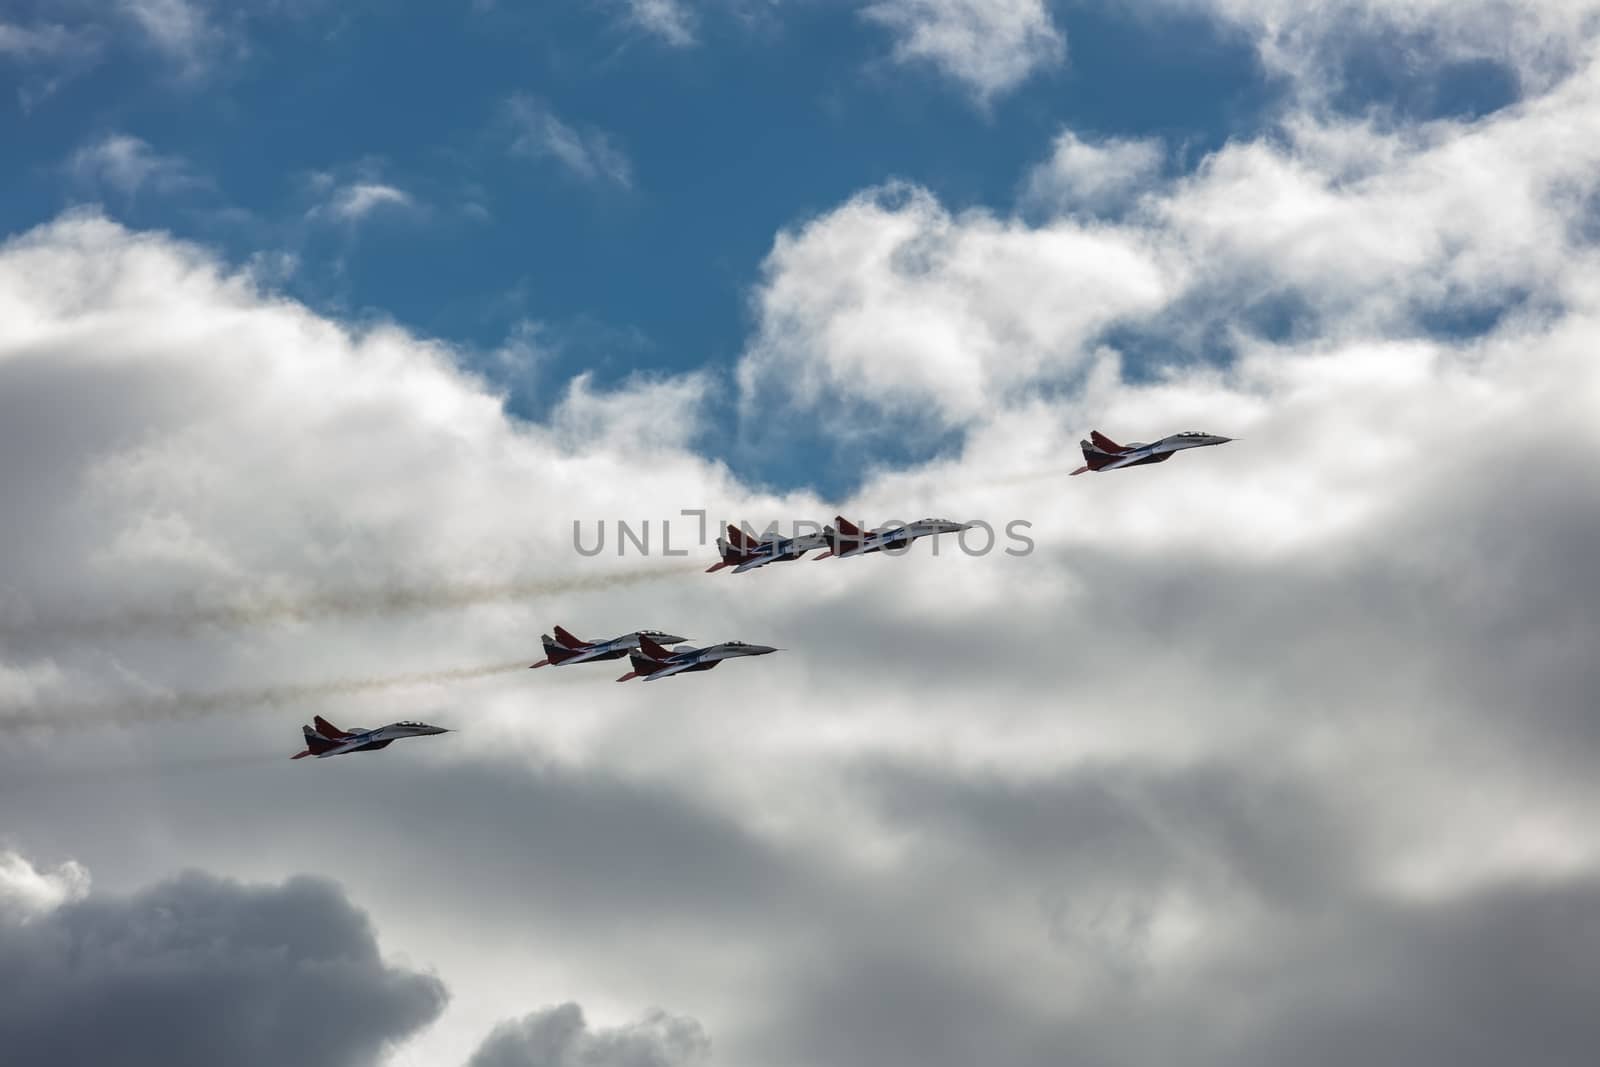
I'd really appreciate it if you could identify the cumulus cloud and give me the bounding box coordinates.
[1020,129,1166,216]
[505,95,633,189]
[0,854,446,1067]
[741,43,1600,433]
[468,1003,710,1067]
[1155,0,1600,103]
[861,0,1065,101]
[737,182,1175,428]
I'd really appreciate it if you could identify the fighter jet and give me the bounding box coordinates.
[615,634,780,681]
[815,516,971,560]
[291,715,448,759]
[530,625,689,668]
[1070,430,1232,474]
[706,523,827,574]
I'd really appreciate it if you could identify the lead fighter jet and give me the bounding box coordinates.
[616,634,780,681]
[706,523,827,574]
[292,715,448,759]
[530,625,689,668]
[1070,430,1232,474]
[815,516,971,560]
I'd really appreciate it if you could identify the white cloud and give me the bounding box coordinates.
[553,371,714,455]
[1021,130,1165,216]
[861,0,1065,101]
[119,0,229,77]
[0,851,89,923]
[622,0,698,47]
[0,21,84,60]
[505,95,634,189]
[738,182,1176,426]
[1156,0,1600,99]
[1,18,106,110]
[326,182,416,222]
[67,133,204,199]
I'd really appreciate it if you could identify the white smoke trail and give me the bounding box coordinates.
[0,561,707,643]
[0,658,532,734]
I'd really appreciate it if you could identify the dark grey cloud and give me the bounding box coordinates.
[759,754,1600,1067]
[468,1002,710,1067]
[0,868,447,1067]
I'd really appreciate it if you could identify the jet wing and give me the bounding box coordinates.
[547,645,612,664]
[642,660,700,681]
[316,735,373,758]
[1097,451,1157,470]
[732,554,786,573]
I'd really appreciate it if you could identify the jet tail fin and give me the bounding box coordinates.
[637,633,674,660]
[551,625,586,649]
[1089,431,1128,454]
[312,715,350,740]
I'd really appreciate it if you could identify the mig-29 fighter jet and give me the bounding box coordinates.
[706,523,827,574]
[530,626,690,668]
[1070,430,1232,474]
[615,634,780,681]
[815,516,971,560]
[291,716,448,759]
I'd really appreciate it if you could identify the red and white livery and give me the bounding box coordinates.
[1070,430,1232,474]
[291,715,449,759]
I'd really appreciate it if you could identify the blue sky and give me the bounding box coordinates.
[0,1,1282,491]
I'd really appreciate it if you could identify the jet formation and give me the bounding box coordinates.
[530,625,689,668]
[707,516,970,573]
[293,426,1230,758]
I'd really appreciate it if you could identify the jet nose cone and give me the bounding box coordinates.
[658,634,688,645]
[748,645,780,656]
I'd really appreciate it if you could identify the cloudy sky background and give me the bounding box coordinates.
[4,1,1600,1065]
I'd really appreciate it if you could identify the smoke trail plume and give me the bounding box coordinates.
[0,752,282,793]
[0,560,706,644]
[0,658,531,734]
